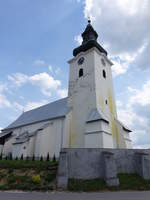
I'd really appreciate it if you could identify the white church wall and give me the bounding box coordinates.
[101,121,113,148]
[27,137,35,157]
[85,121,103,148]
[102,133,114,148]
[0,145,3,155]
[85,121,101,134]
[34,118,64,158]
[85,133,103,148]
[12,120,52,137]
[3,136,16,156]
[100,121,111,134]
[62,112,71,148]
[13,144,22,158]
[13,141,28,158]
[125,139,132,149]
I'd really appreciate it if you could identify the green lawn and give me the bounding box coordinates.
[68,174,150,191]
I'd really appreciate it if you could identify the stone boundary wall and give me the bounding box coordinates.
[57,148,150,189]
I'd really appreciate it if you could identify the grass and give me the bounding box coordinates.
[68,179,106,191]
[119,174,150,191]
[68,174,150,192]
[0,160,58,169]
[0,160,58,191]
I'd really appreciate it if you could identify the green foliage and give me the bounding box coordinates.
[32,175,41,184]
[15,156,18,161]
[68,174,150,192]
[5,156,8,160]
[68,179,106,191]
[45,173,56,182]
[46,153,50,161]
[118,174,150,190]
[0,160,58,191]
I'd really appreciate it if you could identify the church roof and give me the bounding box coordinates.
[3,98,69,131]
[86,108,109,123]
[115,119,132,132]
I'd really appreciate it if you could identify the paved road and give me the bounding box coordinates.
[0,191,150,200]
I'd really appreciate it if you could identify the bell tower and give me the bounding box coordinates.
[67,20,131,149]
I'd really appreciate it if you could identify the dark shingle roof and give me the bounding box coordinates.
[4,98,69,131]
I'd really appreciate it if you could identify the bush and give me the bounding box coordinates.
[32,175,40,184]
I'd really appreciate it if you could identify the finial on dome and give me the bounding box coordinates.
[88,16,91,24]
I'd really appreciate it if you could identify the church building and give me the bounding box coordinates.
[0,20,132,158]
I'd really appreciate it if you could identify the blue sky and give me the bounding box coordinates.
[0,0,150,148]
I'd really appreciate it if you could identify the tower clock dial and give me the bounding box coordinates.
[78,57,84,65]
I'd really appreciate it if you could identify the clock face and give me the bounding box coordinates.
[101,58,106,66]
[78,57,84,65]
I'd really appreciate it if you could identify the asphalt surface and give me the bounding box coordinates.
[0,191,150,200]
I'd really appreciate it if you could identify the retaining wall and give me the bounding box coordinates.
[57,148,150,189]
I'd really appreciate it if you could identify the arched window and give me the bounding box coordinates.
[79,68,83,77]
[103,70,106,79]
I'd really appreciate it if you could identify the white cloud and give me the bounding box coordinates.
[48,65,53,73]
[8,72,61,97]
[57,89,68,98]
[55,67,61,75]
[83,0,150,75]
[13,102,24,112]
[8,73,28,87]
[129,80,150,106]
[24,100,48,112]
[117,79,150,148]
[0,83,11,108]
[33,59,46,66]
[30,72,61,96]
[0,94,11,108]
[74,35,82,45]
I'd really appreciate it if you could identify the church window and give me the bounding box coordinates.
[79,68,83,77]
[103,70,106,79]
[105,100,108,105]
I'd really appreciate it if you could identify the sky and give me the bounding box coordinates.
[0,0,150,148]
